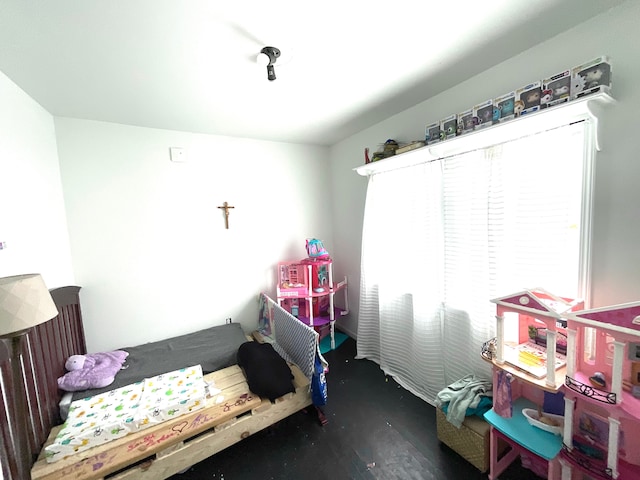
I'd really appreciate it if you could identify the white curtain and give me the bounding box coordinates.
[357,122,589,405]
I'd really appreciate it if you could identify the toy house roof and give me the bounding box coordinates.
[491,288,575,319]
[567,301,640,334]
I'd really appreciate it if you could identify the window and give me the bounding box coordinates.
[356,95,606,404]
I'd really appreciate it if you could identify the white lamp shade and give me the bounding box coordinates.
[0,274,58,337]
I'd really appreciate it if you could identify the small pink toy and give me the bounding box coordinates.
[305,238,330,259]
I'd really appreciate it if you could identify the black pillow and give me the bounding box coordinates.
[237,342,295,401]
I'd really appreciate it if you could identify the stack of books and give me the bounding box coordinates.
[503,341,567,379]
[395,141,425,155]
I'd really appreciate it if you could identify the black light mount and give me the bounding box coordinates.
[258,46,281,81]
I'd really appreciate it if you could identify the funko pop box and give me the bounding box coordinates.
[493,91,516,124]
[440,114,457,140]
[541,69,571,109]
[425,122,441,145]
[515,81,542,117]
[457,108,474,135]
[571,56,612,100]
[473,99,494,130]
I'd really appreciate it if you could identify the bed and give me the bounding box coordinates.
[0,286,320,480]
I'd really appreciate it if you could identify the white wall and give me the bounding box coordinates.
[329,1,640,338]
[0,71,74,288]
[55,118,332,352]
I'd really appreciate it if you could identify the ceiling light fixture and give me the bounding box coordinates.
[257,46,281,81]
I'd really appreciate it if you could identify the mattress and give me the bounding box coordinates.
[70,322,248,402]
[45,365,206,463]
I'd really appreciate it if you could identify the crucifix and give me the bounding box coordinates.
[217,201,235,229]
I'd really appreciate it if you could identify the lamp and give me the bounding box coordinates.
[0,274,58,479]
[257,46,281,81]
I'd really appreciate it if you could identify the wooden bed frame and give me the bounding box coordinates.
[0,286,315,480]
[0,286,86,480]
[31,359,311,479]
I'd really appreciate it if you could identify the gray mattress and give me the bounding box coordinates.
[71,322,248,401]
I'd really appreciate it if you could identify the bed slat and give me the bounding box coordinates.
[0,285,86,480]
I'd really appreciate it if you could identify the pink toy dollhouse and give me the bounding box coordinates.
[276,259,348,350]
[483,289,640,480]
[491,288,583,389]
[483,288,583,480]
[561,301,640,479]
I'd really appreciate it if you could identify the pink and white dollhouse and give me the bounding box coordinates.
[276,258,348,350]
[491,288,583,389]
[483,288,640,480]
[484,288,583,480]
[561,302,640,479]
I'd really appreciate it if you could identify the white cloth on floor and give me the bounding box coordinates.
[435,374,492,428]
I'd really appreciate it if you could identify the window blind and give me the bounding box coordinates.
[357,121,593,404]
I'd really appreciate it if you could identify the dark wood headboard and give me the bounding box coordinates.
[0,286,86,480]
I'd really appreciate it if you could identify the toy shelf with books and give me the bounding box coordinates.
[484,288,584,391]
[558,301,640,480]
[276,258,348,350]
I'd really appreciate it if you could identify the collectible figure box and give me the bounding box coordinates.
[473,99,494,130]
[571,56,611,99]
[493,91,516,124]
[425,122,441,145]
[440,114,457,141]
[457,108,474,135]
[515,81,542,117]
[541,70,571,109]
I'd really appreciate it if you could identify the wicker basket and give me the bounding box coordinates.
[436,408,490,472]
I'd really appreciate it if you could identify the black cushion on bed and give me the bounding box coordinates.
[237,341,295,401]
[71,322,249,401]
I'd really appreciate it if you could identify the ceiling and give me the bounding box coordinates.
[0,1,625,146]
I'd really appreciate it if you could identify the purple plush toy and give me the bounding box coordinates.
[57,350,129,392]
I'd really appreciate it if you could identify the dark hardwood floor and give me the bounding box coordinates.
[173,335,542,480]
